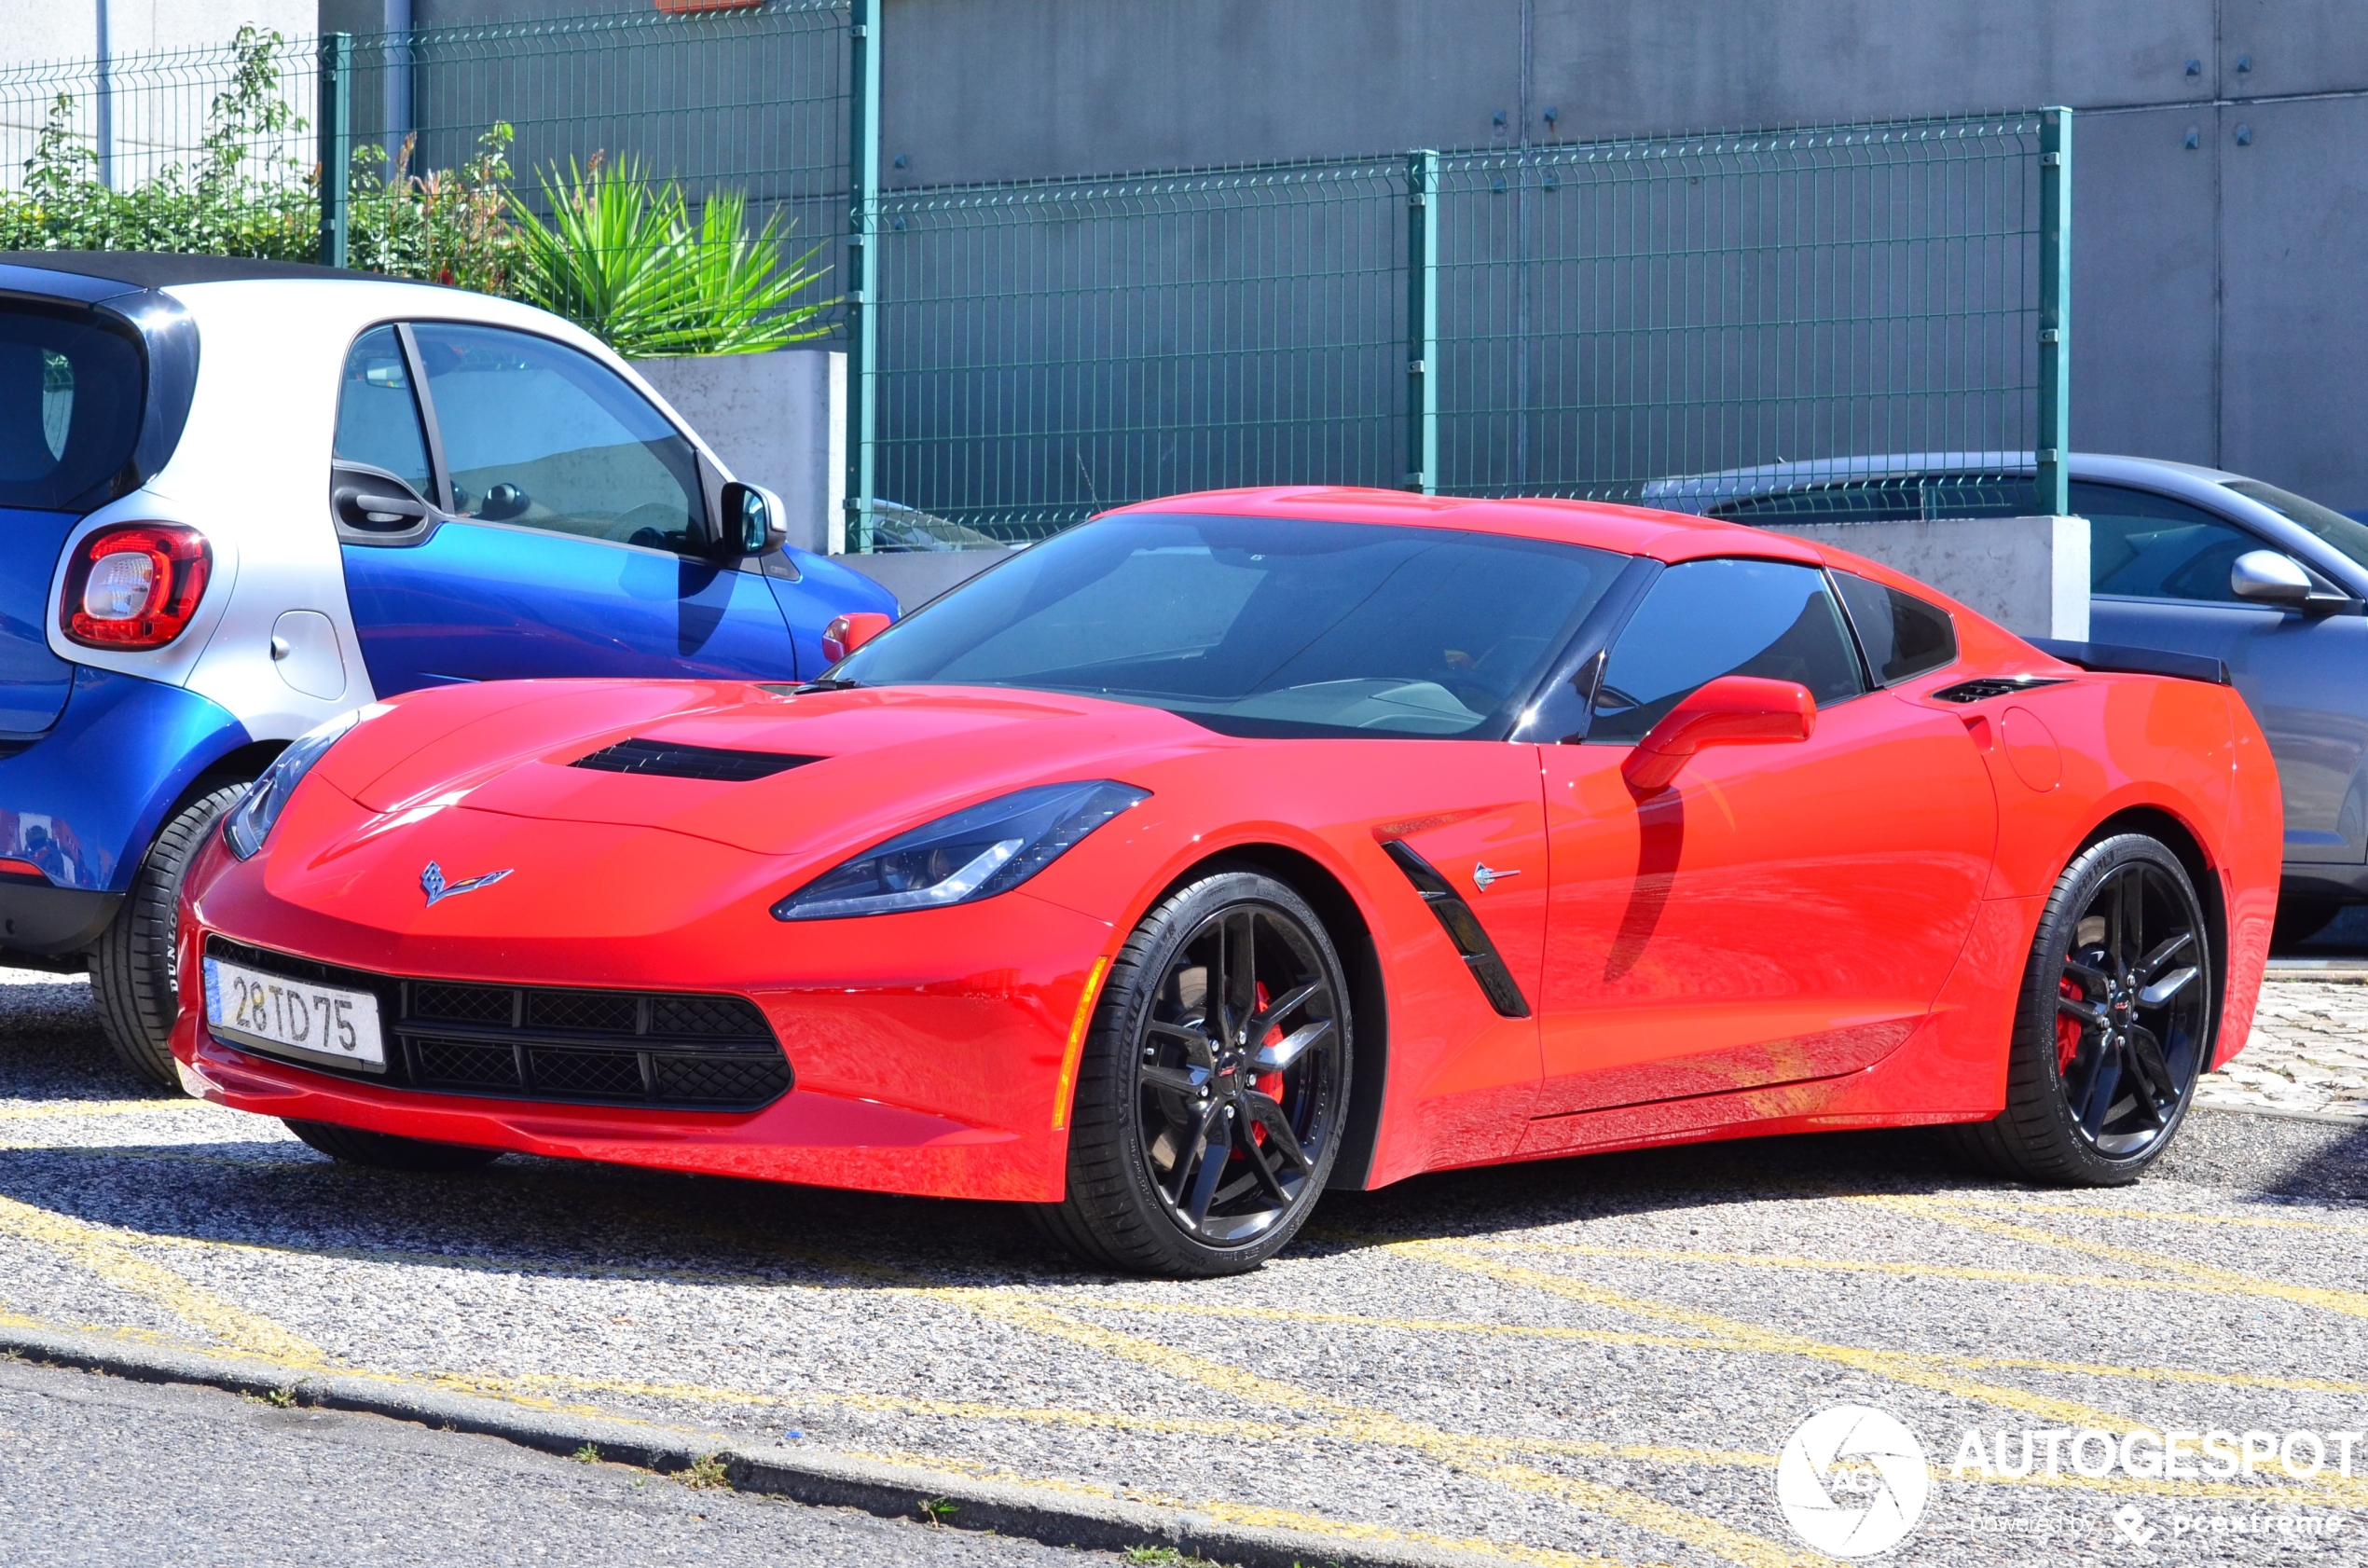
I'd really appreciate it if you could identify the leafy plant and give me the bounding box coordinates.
[349,125,521,295]
[0,27,315,259]
[510,154,832,358]
[673,1451,731,1489]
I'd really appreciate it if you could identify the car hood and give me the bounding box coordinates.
[310,679,1224,864]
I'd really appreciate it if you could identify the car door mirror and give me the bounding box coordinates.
[821,612,893,665]
[718,481,788,557]
[2229,548,2315,607]
[1622,674,1815,791]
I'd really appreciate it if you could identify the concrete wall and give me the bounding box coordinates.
[632,348,845,557]
[1767,516,2092,641]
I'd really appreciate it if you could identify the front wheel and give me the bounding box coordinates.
[1955,833,2213,1185]
[1034,869,1350,1277]
[90,782,251,1092]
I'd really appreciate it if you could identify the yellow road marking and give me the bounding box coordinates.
[902,1283,1827,1568]
[0,1099,214,1123]
[1925,1194,2368,1239]
[0,1195,326,1366]
[1069,1294,2368,1403]
[1465,1237,2228,1298]
[1400,1240,2368,1507]
[1861,1197,2368,1324]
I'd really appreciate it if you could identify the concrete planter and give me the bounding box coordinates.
[1766,515,2091,640]
[631,348,843,555]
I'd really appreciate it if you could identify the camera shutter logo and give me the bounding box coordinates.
[1776,1405,1931,1557]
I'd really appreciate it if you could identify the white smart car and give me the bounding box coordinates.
[0,251,895,1086]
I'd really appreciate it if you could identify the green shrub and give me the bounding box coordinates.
[348,125,521,295]
[511,155,832,358]
[0,26,315,260]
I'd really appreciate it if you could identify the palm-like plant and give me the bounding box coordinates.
[511,156,831,357]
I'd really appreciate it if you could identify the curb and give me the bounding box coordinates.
[2192,1100,2368,1128]
[0,1322,1496,1568]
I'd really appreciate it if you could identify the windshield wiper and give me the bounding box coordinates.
[790,677,864,693]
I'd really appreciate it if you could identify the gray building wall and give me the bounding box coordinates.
[10,3,2361,506]
[865,0,2368,508]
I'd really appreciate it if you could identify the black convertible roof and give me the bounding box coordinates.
[0,251,385,289]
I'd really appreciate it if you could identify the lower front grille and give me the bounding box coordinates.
[204,937,792,1111]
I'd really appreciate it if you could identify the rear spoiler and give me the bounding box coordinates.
[2028,638,2231,686]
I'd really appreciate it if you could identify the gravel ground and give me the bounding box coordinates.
[3,968,2364,1567]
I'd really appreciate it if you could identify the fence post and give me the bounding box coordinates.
[2036,106,2072,517]
[318,33,353,268]
[1405,150,1440,495]
[842,0,882,554]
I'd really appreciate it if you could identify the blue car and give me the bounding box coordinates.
[1647,451,2368,941]
[0,251,895,1085]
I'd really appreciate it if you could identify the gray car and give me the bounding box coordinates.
[1644,452,2368,941]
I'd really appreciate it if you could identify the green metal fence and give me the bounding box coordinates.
[1,7,2072,549]
[866,112,2070,544]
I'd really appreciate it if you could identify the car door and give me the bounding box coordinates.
[2082,480,2368,865]
[1526,557,1996,1135]
[331,322,800,695]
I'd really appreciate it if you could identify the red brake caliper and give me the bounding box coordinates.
[2056,975,2085,1072]
[1249,983,1286,1144]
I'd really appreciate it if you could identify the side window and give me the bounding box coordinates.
[2074,482,2264,604]
[408,323,707,554]
[1832,571,1957,686]
[332,325,434,500]
[1590,558,1865,744]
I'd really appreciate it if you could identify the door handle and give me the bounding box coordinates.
[336,486,429,530]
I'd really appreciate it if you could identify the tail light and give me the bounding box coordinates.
[60,523,213,651]
[821,612,894,665]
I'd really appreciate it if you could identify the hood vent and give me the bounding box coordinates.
[570,737,822,782]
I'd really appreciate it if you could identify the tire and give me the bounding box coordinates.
[282,1119,506,1173]
[1953,833,2213,1185]
[90,782,251,1092]
[1033,868,1352,1277]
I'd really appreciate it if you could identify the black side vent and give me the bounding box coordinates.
[1380,840,1531,1019]
[1929,676,2072,704]
[571,738,822,781]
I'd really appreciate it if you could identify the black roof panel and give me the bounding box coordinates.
[0,251,403,290]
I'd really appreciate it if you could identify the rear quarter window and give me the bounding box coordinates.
[1832,571,1957,685]
[0,302,145,512]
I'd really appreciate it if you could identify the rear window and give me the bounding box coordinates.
[0,302,145,512]
[1832,571,1957,684]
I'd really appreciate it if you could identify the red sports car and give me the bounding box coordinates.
[173,488,2280,1276]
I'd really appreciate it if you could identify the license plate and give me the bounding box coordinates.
[202,956,386,1073]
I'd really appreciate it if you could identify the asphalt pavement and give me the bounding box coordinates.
[2,964,2363,1567]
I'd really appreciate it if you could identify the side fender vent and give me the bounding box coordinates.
[1929,676,2071,704]
[1381,840,1532,1019]
[571,738,823,781]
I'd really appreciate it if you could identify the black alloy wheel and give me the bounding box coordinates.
[1036,869,1348,1275]
[1956,833,2212,1183]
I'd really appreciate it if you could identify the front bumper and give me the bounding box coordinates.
[172,889,1118,1204]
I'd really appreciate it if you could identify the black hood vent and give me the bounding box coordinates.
[571,738,822,781]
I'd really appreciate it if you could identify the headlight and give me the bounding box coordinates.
[222,709,366,860]
[772,780,1149,921]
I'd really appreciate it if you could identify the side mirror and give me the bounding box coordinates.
[2229,548,2314,608]
[718,481,789,557]
[821,612,893,665]
[1622,674,1815,791]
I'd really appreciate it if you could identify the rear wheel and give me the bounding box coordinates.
[90,782,251,1092]
[1955,833,2212,1185]
[1034,870,1349,1276]
[283,1120,506,1173]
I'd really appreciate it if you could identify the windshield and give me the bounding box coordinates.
[834,513,1628,738]
[0,302,145,512]
[2223,479,2368,573]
